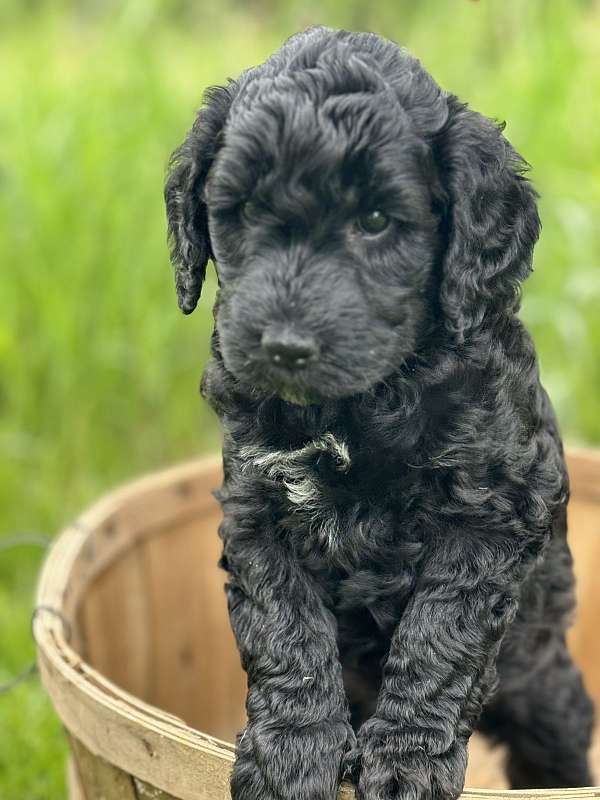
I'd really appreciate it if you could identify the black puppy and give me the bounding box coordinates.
[164,27,594,800]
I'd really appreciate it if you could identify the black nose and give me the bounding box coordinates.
[261,328,319,370]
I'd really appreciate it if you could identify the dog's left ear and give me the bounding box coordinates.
[164,83,237,314]
[437,97,541,341]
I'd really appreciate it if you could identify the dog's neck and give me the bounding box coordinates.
[204,327,473,467]
[204,315,530,459]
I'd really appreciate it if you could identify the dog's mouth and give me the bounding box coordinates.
[246,359,388,406]
[248,364,328,406]
[271,381,324,407]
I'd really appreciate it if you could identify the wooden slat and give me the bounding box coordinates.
[70,733,137,798]
[68,754,86,800]
[38,638,240,800]
[61,458,224,622]
[132,775,179,799]
[142,513,246,740]
[568,497,600,708]
[567,450,600,505]
[466,735,508,790]
[70,734,181,799]
[81,543,152,700]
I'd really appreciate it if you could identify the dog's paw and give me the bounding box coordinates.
[355,718,466,800]
[231,718,355,800]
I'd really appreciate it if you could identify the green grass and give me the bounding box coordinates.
[1,1,599,795]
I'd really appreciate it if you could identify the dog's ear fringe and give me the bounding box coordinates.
[437,97,541,342]
[164,82,237,314]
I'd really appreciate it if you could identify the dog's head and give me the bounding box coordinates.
[165,28,540,405]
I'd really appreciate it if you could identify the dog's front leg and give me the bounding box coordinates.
[356,536,526,800]
[223,529,354,800]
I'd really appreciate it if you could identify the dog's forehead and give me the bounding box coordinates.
[231,47,406,126]
[221,71,411,183]
[207,39,445,212]
[208,84,432,221]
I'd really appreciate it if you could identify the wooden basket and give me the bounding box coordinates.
[35,451,600,800]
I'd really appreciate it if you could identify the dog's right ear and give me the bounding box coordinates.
[436,97,540,342]
[164,84,237,314]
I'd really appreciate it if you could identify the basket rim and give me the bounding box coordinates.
[35,449,600,800]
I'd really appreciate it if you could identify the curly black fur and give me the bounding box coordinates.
[164,27,594,799]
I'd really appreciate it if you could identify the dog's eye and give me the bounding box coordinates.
[357,210,389,236]
[241,200,259,222]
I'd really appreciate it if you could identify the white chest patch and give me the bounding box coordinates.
[239,433,351,549]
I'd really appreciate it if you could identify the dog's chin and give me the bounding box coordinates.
[275,385,321,406]
[232,365,386,406]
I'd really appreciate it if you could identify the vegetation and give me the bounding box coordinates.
[1,1,599,795]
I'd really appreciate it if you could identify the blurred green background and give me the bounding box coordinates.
[0,0,599,796]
